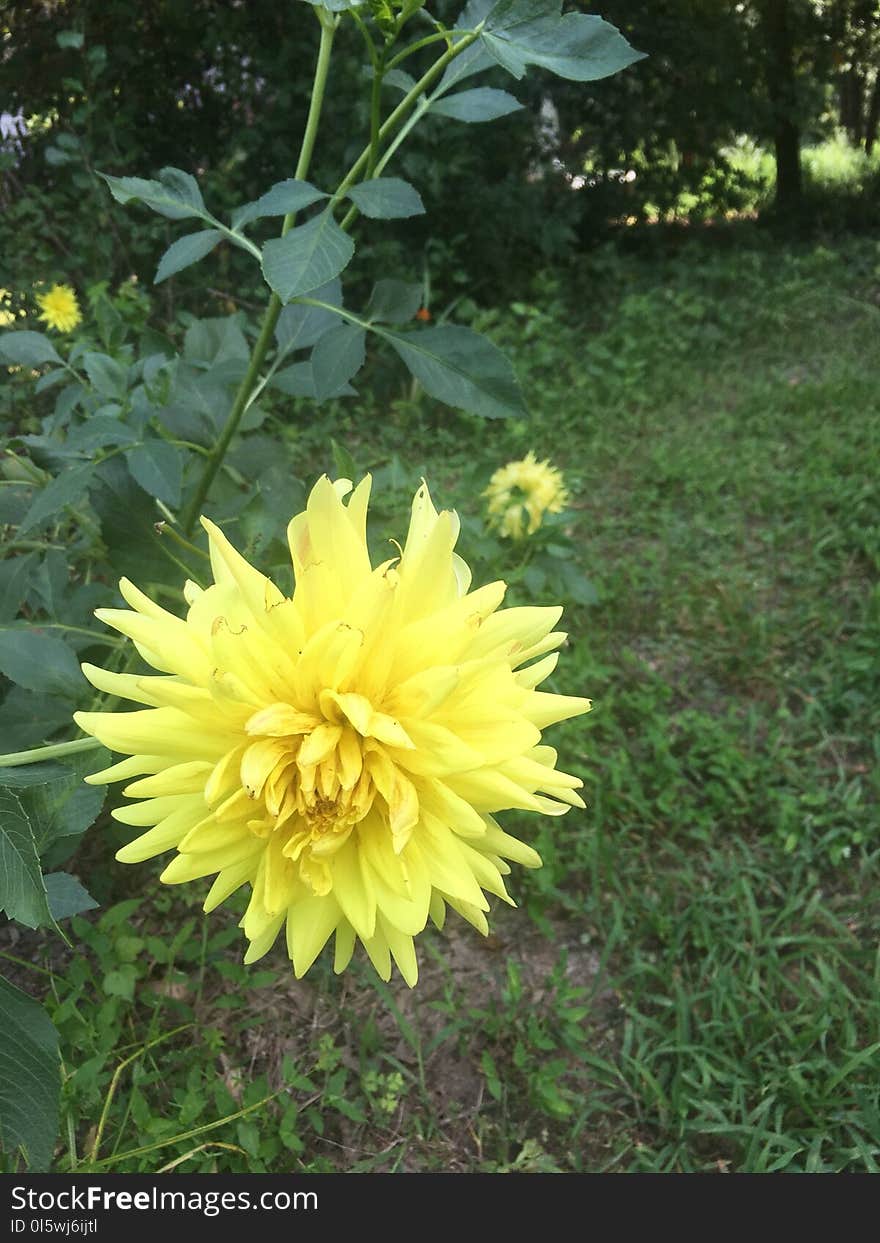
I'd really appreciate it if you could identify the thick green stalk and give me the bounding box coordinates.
[0,737,101,769]
[180,12,337,536]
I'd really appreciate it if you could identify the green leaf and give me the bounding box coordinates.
[384,324,526,419]
[88,456,165,572]
[0,974,60,1171]
[270,361,356,402]
[125,439,183,507]
[346,177,425,219]
[45,872,98,920]
[232,179,327,230]
[0,788,52,929]
[99,166,209,221]
[366,279,423,324]
[1,751,107,855]
[383,68,417,93]
[311,325,366,402]
[56,29,84,49]
[437,39,494,89]
[429,86,523,122]
[299,0,364,10]
[0,690,73,752]
[103,965,137,1001]
[262,211,355,302]
[479,2,645,82]
[54,383,83,424]
[183,315,250,368]
[35,368,69,395]
[0,629,84,699]
[331,439,358,481]
[154,229,223,284]
[82,351,128,399]
[0,552,38,623]
[17,463,93,535]
[270,362,316,398]
[0,331,62,367]
[275,279,343,354]
[521,13,645,81]
[66,411,136,453]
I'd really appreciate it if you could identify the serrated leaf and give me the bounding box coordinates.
[0,690,74,752]
[520,13,645,81]
[331,439,358,480]
[17,464,93,535]
[299,0,365,9]
[3,751,108,855]
[479,2,645,82]
[0,788,52,929]
[125,440,183,507]
[270,361,356,402]
[275,279,343,354]
[262,211,355,302]
[82,351,128,399]
[90,459,170,586]
[0,553,38,623]
[35,368,69,395]
[154,229,223,284]
[346,177,425,219]
[311,324,366,402]
[103,965,137,1001]
[232,179,327,230]
[384,68,417,93]
[0,629,84,699]
[53,383,83,425]
[437,37,495,89]
[183,315,250,367]
[45,872,98,920]
[366,279,423,324]
[99,166,209,221]
[384,324,526,419]
[66,411,135,453]
[0,331,62,367]
[430,86,523,122]
[0,974,60,1171]
[271,362,316,398]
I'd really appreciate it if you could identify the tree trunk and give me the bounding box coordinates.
[761,0,803,210]
[865,74,880,155]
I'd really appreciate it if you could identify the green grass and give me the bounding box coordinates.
[6,230,880,1174]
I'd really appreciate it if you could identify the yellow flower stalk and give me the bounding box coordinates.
[35,283,82,333]
[484,450,570,539]
[75,477,590,986]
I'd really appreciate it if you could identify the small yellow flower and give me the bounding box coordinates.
[35,283,82,333]
[484,451,570,539]
[0,289,15,328]
[74,477,590,986]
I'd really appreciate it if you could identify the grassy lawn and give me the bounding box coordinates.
[7,231,879,1173]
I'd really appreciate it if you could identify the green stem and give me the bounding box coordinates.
[179,12,337,536]
[154,519,211,562]
[367,52,386,177]
[336,27,480,230]
[385,30,456,71]
[0,736,102,769]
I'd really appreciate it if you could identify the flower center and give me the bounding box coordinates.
[235,700,384,895]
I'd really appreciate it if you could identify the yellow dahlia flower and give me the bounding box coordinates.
[484,450,570,540]
[35,283,82,333]
[74,477,590,986]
